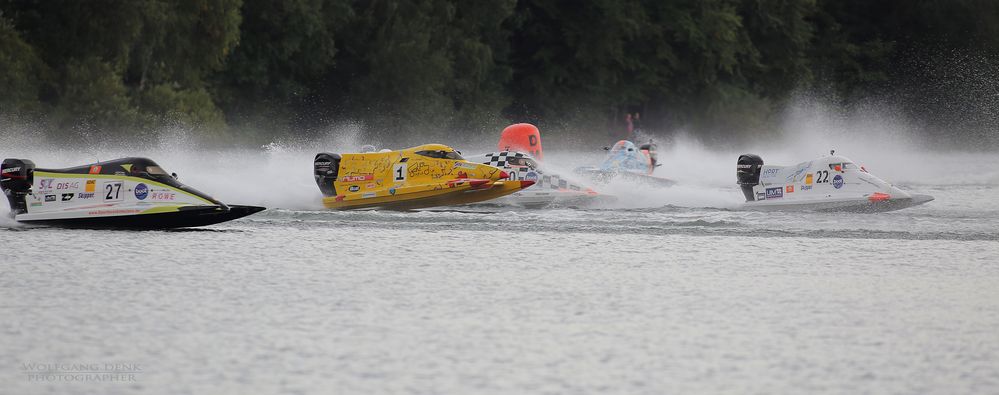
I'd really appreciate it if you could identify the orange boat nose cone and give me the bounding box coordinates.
[499,170,510,179]
[519,180,535,189]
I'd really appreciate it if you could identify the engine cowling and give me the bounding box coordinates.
[1,158,36,215]
[639,142,659,170]
[737,154,763,202]
[314,153,341,196]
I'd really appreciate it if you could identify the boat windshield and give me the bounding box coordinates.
[829,162,856,171]
[146,165,170,176]
[507,157,538,169]
[124,162,183,187]
[415,150,465,160]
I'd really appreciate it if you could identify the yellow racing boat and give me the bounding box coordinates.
[313,144,535,210]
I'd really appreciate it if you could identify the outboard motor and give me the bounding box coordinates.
[314,153,341,196]
[639,142,659,169]
[736,154,764,202]
[1,158,36,215]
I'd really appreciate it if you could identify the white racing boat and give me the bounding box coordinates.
[467,123,611,208]
[575,140,676,187]
[474,151,607,208]
[736,151,933,212]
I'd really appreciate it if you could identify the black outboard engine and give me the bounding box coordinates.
[314,153,341,196]
[736,154,764,202]
[639,142,659,168]
[1,158,36,215]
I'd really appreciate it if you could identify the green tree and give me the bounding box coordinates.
[328,0,516,136]
[0,11,47,114]
[212,0,349,135]
[54,57,139,131]
[1,0,240,133]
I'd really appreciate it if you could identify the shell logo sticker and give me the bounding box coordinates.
[786,185,794,193]
[804,173,813,185]
[85,179,96,192]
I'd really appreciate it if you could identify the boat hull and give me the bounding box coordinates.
[15,205,265,229]
[741,194,934,213]
[576,168,676,187]
[322,180,534,210]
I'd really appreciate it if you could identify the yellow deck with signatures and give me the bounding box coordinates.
[322,144,534,210]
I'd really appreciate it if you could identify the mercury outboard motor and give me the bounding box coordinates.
[736,154,764,202]
[314,153,341,196]
[1,158,35,215]
[639,141,659,169]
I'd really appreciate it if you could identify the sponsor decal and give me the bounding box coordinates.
[832,175,844,189]
[785,163,810,183]
[56,181,79,190]
[453,162,477,169]
[756,191,766,201]
[339,174,374,182]
[524,171,539,182]
[61,193,73,201]
[362,192,376,198]
[389,188,396,195]
[89,165,102,174]
[45,194,56,202]
[804,173,813,185]
[134,183,148,200]
[85,179,96,192]
[2,166,20,175]
[314,161,331,166]
[365,183,376,189]
[77,192,95,199]
[800,185,813,191]
[334,195,345,202]
[149,191,176,200]
[765,187,783,199]
[38,179,54,190]
[785,185,794,193]
[761,168,780,177]
[30,202,42,207]
[456,171,468,179]
[348,185,360,192]
[87,209,141,215]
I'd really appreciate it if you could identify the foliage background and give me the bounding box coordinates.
[1,0,997,145]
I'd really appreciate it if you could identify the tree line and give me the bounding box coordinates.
[1,0,997,142]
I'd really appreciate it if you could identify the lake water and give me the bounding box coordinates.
[1,137,998,394]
